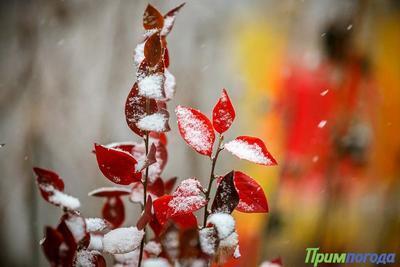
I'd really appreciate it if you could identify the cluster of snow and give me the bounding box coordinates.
[65,215,86,242]
[85,218,108,232]
[143,258,170,267]
[88,234,103,251]
[138,73,165,99]
[318,120,327,128]
[134,42,145,66]
[42,184,80,210]
[114,249,140,266]
[207,213,235,239]
[164,69,176,100]
[103,227,144,254]
[137,112,168,132]
[75,250,99,267]
[144,241,162,256]
[173,178,203,197]
[199,227,217,255]
[224,139,272,165]
[175,106,214,154]
[168,178,206,215]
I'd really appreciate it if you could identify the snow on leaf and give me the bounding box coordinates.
[102,196,125,228]
[103,227,144,254]
[233,171,268,213]
[211,171,239,214]
[114,249,140,266]
[125,83,158,137]
[199,227,217,255]
[39,185,81,210]
[138,73,165,100]
[88,234,103,251]
[134,42,145,66]
[164,68,176,100]
[173,178,204,197]
[161,3,185,36]
[33,167,64,202]
[143,258,170,267]
[206,213,235,240]
[144,241,162,256]
[143,4,164,30]
[85,218,109,233]
[88,187,131,198]
[224,136,277,166]
[175,105,215,156]
[137,110,170,133]
[212,89,235,134]
[215,231,239,264]
[168,178,206,216]
[94,144,141,185]
[75,250,106,267]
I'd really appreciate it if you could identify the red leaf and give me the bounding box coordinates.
[175,106,215,156]
[88,187,131,198]
[149,132,168,145]
[143,4,164,30]
[212,89,235,134]
[136,143,157,172]
[211,171,239,214]
[153,195,174,226]
[144,32,162,67]
[125,83,158,137]
[164,177,177,194]
[171,213,198,230]
[137,196,153,230]
[33,167,64,201]
[147,177,165,196]
[161,3,185,36]
[233,171,268,213]
[41,227,64,265]
[94,144,141,185]
[224,136,277,166]
[103,196,125,228]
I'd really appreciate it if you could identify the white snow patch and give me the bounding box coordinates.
[137,113,168,132]
[88,234,103,251]
[224,140,272,165]
[138,74,165,99]
[134,42,145,66]
[207,213,235,240]
[144,241,162,256]
[103,227,144,254]
[164,69,176,100]
[114,249,140,265]
[44,185,80,210]
[76,250,99,267]
[318,120,327,128]
[143,258,170,267]
[219,231,238,249]
[85,218,108,232]
[65,215,86,241]
[161,16,174,36]
[199,227,217,255]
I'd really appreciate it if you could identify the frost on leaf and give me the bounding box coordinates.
[206,213,235,240]
[125,83,158,137]
[212,89,235,134]
[94,144,141,185]
[224,136,277,166]
[211,171,239,214]
[103,227,144,254]
[161,3,185,36]
[75,250,106,267]
[143,4,164,30]
[137,110,170,133]
[175,106,215,156]
[233,171,268,213]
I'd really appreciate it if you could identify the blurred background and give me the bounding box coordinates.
[0,0,399,266]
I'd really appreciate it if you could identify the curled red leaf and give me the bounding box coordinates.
[224,136,277,166]
[94,144,141,185]
[212,89,235,134]
[233,171,268,213]
[175,106,215,156]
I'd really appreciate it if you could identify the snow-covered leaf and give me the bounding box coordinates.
[211,171,239,214]
[206,213,235,240]
[103,227,144,254]
[125,83,158,136]
[224,136,277,166]
[212,89,235,134]
[85,218,109,233]
[33,167,64,202]
[199,227,218,255]
[175,105,215,156]
[94,144,141,185]
[75,250,106,267]
[161,3,185,36]
[137,61,165,100]
[233,171,268,213]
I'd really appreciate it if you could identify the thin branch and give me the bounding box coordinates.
[203,135,224,227]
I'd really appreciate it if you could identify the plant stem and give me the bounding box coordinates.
[203,135,224,227]
[138,101,151,267]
